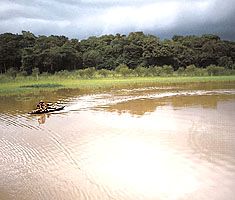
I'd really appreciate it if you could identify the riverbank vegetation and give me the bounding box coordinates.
[1,31,235,96]
[0,31,235,76]
[1,75,235,96]
[1,64,235,82]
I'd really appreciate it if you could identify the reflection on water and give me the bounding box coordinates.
[37,114,51,125]
[0,82,235,200]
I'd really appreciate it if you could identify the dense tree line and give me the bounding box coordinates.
[0,31,234,75]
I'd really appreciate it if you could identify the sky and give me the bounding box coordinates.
[0,0,235,40]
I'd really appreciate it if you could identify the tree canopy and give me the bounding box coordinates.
[0,31,234,74]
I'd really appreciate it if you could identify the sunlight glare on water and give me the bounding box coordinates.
[85,135,199,199]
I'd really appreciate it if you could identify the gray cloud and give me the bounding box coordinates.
[0,0,234,40]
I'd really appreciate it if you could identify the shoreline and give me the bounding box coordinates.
[1,76,235,96]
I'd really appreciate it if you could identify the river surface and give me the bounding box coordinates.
[0,82,235,200]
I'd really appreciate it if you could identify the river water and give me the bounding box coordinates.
[0,82,235,200]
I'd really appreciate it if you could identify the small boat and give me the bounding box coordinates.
[28,106,65,114]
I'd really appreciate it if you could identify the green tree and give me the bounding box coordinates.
[185,65,198,76]
[115,64,132,77]
[83,50,102,69]
[0,33,22,73]
[206,65,225,76]
[153,66,163,76]
[122,43,143,68]
[98,69,112,77]
[161,65,174,76]
[218,56,233,69]
[78,67,96,79]
[6,67,17,79]
[32,67,39,80]
[135,66,148,77]
[177,67,185,76]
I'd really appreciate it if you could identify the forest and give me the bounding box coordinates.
[0,31,235,77]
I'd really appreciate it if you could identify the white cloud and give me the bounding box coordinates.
[73,0,230,36]
[0,0,234,39]
[98,2,179,33]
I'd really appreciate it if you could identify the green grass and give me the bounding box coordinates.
[20,83,63,88]
[0,76,235,96]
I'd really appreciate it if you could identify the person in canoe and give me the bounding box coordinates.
[29,101,64,114]
[36,100,48,112]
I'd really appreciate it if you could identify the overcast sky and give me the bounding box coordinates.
[0,0,235,40]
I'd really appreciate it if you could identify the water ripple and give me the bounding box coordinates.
[0,87,235,200]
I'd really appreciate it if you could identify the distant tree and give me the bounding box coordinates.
[185,65,198,76]
[115,64,132,77]
[20,30,36,48]
[32,67,39,80]
[206,65,225,76]
[122,43,143,68]
[0,33,22,73]
[135,66,148,77]
[218,56,233,69]
[78,67,96,79]
[98,69,111,77]
[83,50,102,69]
[21,47,36,74]
[153,66,163,76]
[177,67,185,76]
[161,65,174,76]
[6,67,17,79]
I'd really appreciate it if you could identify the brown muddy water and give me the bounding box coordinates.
[0,82,235,200]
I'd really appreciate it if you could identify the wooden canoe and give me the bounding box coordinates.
[28,106,65,114]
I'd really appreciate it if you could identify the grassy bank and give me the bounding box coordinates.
[1,76,235,96]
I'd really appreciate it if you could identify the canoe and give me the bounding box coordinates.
[28,106,65,114]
